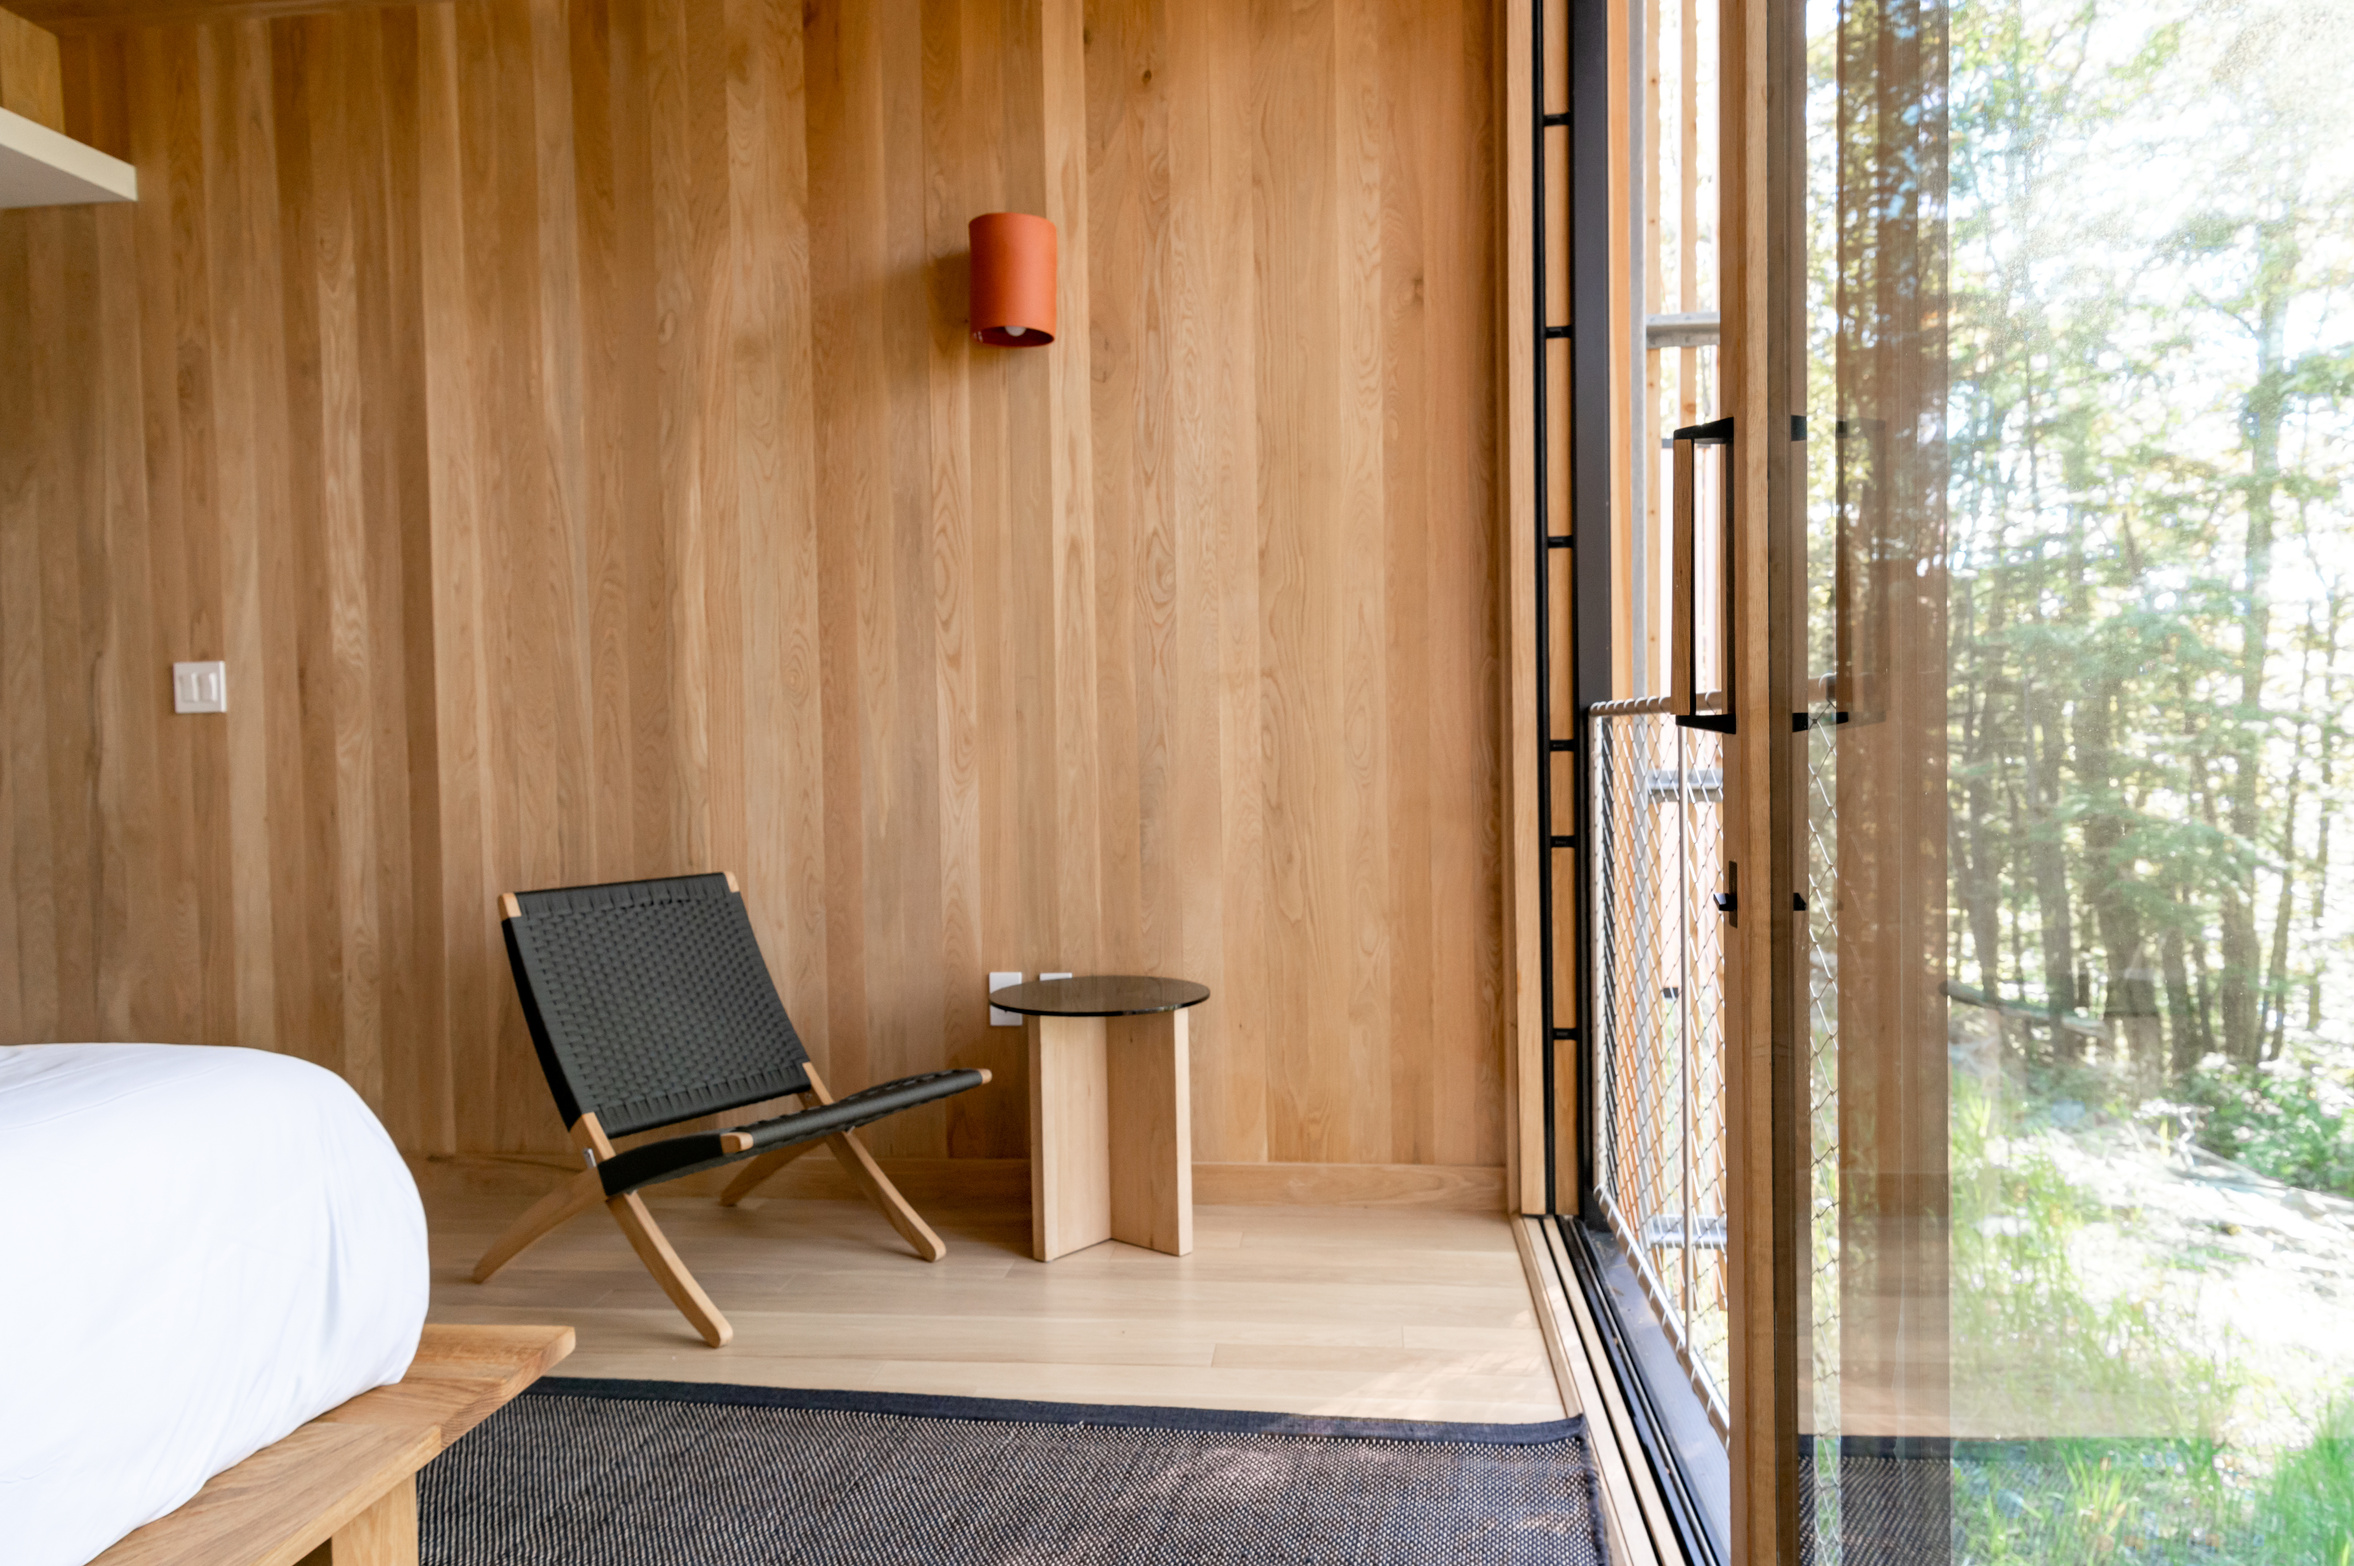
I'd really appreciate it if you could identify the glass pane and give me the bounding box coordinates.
[1805,0,2354,1559]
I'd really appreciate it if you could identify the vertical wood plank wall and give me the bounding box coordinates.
[0,0,1502,1178]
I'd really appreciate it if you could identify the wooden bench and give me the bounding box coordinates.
[90,1324,574,1566]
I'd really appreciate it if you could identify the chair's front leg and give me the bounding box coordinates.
[795,1065,952,1262]
[825,1130,949,1262]
[605,1191,734,1347]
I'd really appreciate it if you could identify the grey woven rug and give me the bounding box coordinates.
[419,1378,1609,1565]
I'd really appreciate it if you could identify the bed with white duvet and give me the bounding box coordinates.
[0,1043,429,1566]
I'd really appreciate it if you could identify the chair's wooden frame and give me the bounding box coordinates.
[471,885,969,1349]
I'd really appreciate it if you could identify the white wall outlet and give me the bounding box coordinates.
[989,972,1024,1027]
[1042,972,1073,983]
[172,661,227,714]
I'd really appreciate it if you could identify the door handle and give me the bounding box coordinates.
[1671,417,1737,733]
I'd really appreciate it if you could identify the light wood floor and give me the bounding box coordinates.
[422,1190,1569,1425]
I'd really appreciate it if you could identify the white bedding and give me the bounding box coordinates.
[0,1044,428,1566]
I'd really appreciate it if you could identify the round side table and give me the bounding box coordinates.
[989,975,1209,1261]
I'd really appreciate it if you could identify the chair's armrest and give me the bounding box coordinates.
[594,1128,762,1197]
[595,1069,991,1200]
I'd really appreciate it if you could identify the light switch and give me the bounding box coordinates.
[989,972,1024,1027]
[173,661,227,714]
[1041,972,1073,983]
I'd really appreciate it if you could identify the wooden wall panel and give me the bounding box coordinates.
[0,0,1503,1178]
[0,6,66,129]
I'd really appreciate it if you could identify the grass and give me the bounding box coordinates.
[1933,1076,2354,1562]
[1951,1077,2239,1443]
[1946,1399,2354,1564]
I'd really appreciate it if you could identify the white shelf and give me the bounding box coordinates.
[0,104,134,208]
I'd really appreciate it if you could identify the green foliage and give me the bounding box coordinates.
[2187,1058,2354,1199]
[2252,1393,2354,1566]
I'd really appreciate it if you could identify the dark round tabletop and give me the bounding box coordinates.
[989,974,1211,1017]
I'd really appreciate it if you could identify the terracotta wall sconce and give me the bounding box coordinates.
[969,212,1055,346]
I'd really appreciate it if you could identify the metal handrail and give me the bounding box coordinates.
[1590,691,1724,718]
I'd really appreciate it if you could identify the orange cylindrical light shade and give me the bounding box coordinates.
[969,212,1056,346]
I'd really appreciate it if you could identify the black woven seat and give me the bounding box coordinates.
[473,872,988,1347]
[588,1070,982,1198]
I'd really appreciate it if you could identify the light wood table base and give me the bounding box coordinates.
[1027,1009,1192,1260]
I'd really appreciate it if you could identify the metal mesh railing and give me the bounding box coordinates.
[1803,698,1844,1561]
[1590,700,1730,1435]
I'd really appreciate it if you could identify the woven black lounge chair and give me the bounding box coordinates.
[471,872,988,1346]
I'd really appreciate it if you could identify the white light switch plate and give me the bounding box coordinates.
[989,972,1024,1027]
[172,661,227,713]
[1042,972,1073,982]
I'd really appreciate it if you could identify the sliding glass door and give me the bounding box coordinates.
[1803,0,2354,1557]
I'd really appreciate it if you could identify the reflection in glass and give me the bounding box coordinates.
[1806,0,2354,1558]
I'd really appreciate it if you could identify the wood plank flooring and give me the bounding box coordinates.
[422,1191,1569,1425]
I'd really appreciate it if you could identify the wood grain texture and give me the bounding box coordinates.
[0,6,63,128]
[1717,0,1805,1555]
[319,1322,576,1443]
[1106,1008,1188,1254]
[94,1322,571,1566]
[1027,1011,1110,1259]
[89,1425,435,1566]
[421,1148,1502,1209]
[1193,1158,1504,1211]
[1498,0,1545,1216]
[1524,1216,1676,1566]
[14,0,420,33]
[301,1475,416,1566]
[428,1189,1566,1424]
[0,0,1503,1186]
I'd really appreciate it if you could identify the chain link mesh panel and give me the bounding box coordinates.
[1590,704,1729,1432]
[1804,704,1844,1561]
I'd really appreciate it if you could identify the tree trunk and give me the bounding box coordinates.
[2221,211,2298,1065]
[2309,589,2342,1033]
[2262,624,2315,1060]
[2025,675,2079,1059]
[2078,678,2156,1082]
[2163,911,2199,1080]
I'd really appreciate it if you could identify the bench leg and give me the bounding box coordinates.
[716,1136,824,1206]
[471,1169,605,1283]
[607,1191,734,1347]
[295,1474,417,1566]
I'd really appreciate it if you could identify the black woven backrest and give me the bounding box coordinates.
[501,873,812,1136]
